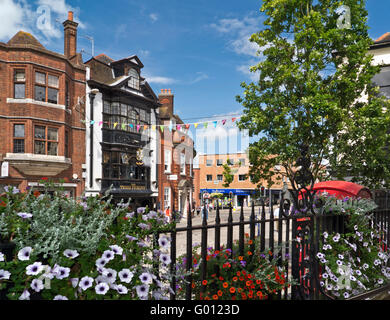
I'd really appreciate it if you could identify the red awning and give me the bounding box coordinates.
[298,181,372,199]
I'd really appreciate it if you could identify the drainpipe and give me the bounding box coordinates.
[89,88,99,189]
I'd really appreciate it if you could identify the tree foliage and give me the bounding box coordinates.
[237,0,390,189]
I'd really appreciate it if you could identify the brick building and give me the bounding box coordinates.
[157,89,195,216]
[195,153,289,207]
[0,12,86,197]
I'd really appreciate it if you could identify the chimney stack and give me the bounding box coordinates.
[63,11,78,58]
[158,89,174,119]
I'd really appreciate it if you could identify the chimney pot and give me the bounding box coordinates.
[68,11,74,21]
[161,89,164,93]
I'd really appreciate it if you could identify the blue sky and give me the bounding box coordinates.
[1,0,390,154]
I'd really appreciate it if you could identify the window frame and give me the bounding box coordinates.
[34,71,60,104]
[164,187,171,210]
[206,174,213,182]
[13,69,26,99]
[164,149,172,173]
[34,125,59,156]
[13,123,25,154]
[180,153,186,175]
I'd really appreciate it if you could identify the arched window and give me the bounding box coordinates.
[128,69,140,90]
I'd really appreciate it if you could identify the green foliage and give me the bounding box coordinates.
[222,164,234,188]
[237,0,390,189]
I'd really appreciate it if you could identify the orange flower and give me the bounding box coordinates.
[269,250,273,256]
[219,276,224,281]
[191,282,195,289]
[247,274,252,279]
[33,190,41,198]
[202,280,208,285]
[213,295,219,300]
[245,233,249,238]
[217,290,223,297]
[256,279,262,285]
[233,277,238,282]
[230,287,236,294]
[238,256,244,261]
[247,251,253,256]
[239,276,244,281]
[223,282,228,288]
[248,240,253,245]
[0,200,6,207]
[246,281,251,287]
[236,271,241,276]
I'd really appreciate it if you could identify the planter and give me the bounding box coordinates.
[0,241,16,262]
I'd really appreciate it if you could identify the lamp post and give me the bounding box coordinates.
[89,88,99,189]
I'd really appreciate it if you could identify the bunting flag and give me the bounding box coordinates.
[81,115,242,131]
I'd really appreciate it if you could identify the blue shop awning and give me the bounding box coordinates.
[201,189,256,196]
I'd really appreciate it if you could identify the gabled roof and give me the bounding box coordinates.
[7,31,44,49]
[111,55,144,68]
[374,32,390,44]
[94,53,114,65]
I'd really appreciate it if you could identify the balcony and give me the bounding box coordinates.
[4,153,72,176]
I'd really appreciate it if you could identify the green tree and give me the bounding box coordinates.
[237,0,390,189]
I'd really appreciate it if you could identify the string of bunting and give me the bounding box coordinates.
[81,116,242,132]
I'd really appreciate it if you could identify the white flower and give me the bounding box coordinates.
[343,292,350,299]
[363,242,368,247]
[63,249,79,259]
[158,236,170,249]
[102,268,117,283]
[96,257,108,268]
[116,284,128,295]
[336,260,343,266]
[323,232,329,239]
[53,295,68,300]
[350,275,357,282]
[70,278,79,288]
[338,268,345,275]
[56,267,70,280]
[95,282,110,295]
[26,262,44,276]
[374,259,381,266]
[378,278,384,285]
[363,263,369,270]
[354,225,358,231]
[322,273,329,279]
[79,276,94,291]
[109,245,123,256]
[159,254,171,265]
[139,272,153,285]
[136,284,149,298]
[0,269,11,280]
[338,254,344,260]
[316,253,325,259]
[19,289,30,300]
[17,212,33,219]
[18,247,32,261]
[31,279,44,292]
[118,269,133,284]
[0,252,4,262]
[355,270,362,276]
[320,258,327,264]
[102,250,115,261]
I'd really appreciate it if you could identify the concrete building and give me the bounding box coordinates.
[195,153,287,208]
[0,11,86,197]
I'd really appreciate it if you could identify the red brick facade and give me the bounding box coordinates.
[0,13,86,197]
[157,90,195,215]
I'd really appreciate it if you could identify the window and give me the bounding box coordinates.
[128,69,140,90]
[65,81,70,108]
[217,174,223,181]
[226,159,233,166]
[34,125,58,155]
[239,174,247,181]
[164,187,171,210]
[206,159,213,167]
[14,70,25,99]
[13,124,25,153]
[206,175,213,182]
[65,131,69,158]
[164,150,171,173]
[180,153,186,175]
[217,159,223,166]
[34,71,59,104]
[239,158,246,166]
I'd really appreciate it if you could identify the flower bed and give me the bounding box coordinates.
[175,236,295,300]
[0,183,176,300]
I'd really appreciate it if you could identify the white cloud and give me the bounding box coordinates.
[0,0,83,43]
[188,72,208,84]
[237,62,260,82]
[145,75,177,85]
[149,13,158,22]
